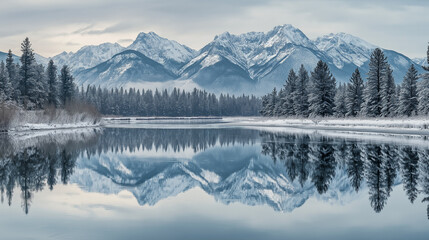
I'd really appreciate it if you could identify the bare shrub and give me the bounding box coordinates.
[43,104,58,123]
[64,100,101,124]
[0,102,17,131]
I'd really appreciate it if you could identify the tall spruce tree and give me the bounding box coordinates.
[334,83,347,117]
[19,37,38,107]
[0,61,12,101]
[28,63,47,109]
[418,44,429,115]
[267,88,278,117]
[59,65,75,105]
[308,60,336,117]
[5,50,19,101]
[46,60,59,107]
[294,64,310,117]
[282,69,297,116]
[380,64,397,117]
[345,68,364,117]
[399,65,419,116]
[362,48,388,117]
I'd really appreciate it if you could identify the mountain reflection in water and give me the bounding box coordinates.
[0,127,428,220]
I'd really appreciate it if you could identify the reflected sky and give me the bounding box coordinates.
[0,126,428,239]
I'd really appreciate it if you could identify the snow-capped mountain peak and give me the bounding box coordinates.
[52,42,125,73]
[266,24,314,48]
[314,32,377,68]
[127,31,197,73]
[315,32,377,52]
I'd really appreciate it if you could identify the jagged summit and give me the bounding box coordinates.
[128,31,197,73]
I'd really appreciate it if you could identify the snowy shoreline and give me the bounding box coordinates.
[223,117,429,136]
[4,116,429,137]
[6,122,101,134]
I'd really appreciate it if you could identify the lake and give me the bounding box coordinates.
[0,122,428,240]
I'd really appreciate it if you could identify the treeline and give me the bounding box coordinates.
[79,85,261,116]
[261,46,429,118]
[0,38,75,109]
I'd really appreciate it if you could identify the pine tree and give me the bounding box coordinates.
[19,37,38,107]
[399,65,419,116]
[380,65,397,117]
[46,60,59,107]
[59,65,75,105]
[418,44,429,115]
[276,88,286,116]
[5,50,19,102]
[362,48,388,117]
[345,68,364,117]
[0,61,12,101]
[260,94,270,116]
[333,83,347,117]
[282,69,297,116]
[28,63,47,108]
[294,64,310,117]
[308,60,336,117]
[266,88,278,117]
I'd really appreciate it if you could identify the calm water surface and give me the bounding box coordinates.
[0,123,428,240]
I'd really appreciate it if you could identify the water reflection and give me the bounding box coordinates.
[0,127,429,220]
[0,130,99,214]
[260,131,429,217]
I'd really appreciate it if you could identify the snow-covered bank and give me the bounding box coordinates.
[2,105,101,133]
[223,117,429,136]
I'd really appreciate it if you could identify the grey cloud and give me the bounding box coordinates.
[118,39,134,44]
[0,0,428,58]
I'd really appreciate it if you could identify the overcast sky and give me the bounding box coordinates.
[0,0,428,58]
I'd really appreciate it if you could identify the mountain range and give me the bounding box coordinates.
[1,24,426,95]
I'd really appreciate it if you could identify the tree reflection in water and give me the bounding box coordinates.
[259,131,429,217]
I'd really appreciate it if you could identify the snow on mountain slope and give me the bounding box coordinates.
[127,32,197,74]
[52,42,125,73]
[412,57,428,68]
[74,50,176,88]
[315,33,376,69]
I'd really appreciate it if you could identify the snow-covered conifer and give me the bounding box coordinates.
[46,60,59,107]
[282,69,297,116]
[19,37,38,107]
[59,65,75,105]
[345,68,364,117]
[399,65,419,116]
[334,83,347,117]
[419,44,429,115]
[380,65,397,117]
[0,61,12,101]
[294,64,310,117]
[308,60,336,117]
[362,48,388,117]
